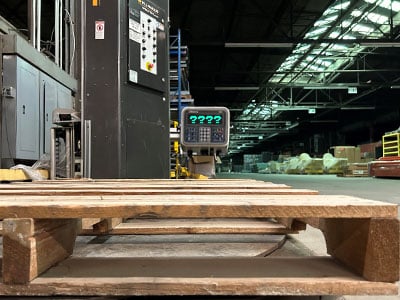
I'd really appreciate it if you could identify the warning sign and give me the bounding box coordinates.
[95,21,105,40]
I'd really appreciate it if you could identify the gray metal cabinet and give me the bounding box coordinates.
[2,55,74,163]
[2,55,40,160]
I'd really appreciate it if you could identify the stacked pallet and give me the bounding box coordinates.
[0,179,397,297]
[340,163,370,177]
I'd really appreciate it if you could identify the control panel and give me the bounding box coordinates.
[181,107,230,154]
[140,10,158,75]
[128,0,167,91]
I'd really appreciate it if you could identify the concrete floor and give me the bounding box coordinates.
[217,173,400,206]
[217,172,400,300]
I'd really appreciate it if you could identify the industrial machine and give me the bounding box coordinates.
[180,106,230,178]
[83,0,170,179]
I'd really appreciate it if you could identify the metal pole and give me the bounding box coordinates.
[55,0,60,66]
[50,128,56,179]
[0,37,3,168]
[36,0,41,51]
[28,0,36,48]
[60,0,64,70]
[64,0,69,73]
[84,120,92,178]
[80,0,86,176]
[65,127,71,178]
[71,125,75,178]
[177,29,182,123]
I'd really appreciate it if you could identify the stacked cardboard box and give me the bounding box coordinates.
[330,146,361,164]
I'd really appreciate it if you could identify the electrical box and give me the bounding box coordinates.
[181,107,230,155]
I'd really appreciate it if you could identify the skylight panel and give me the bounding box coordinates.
[341,34,357,39]
[331,1,351,10]
[341,20,352,28]
[293,44,311,53]
[352,23,374,34]
[364,0,400,11]
[329,31,341,38]
[307,64,327,72]
[305,27,329,38]
[351,9,363,17]
[315,59,333,67]
[366,12,388,23]
[315,19,334,27]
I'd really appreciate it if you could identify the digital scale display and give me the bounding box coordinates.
[181,107,230,154]
[187,113,224,125]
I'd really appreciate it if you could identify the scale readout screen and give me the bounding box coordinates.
[182,108,229,145]
[186,112,225,126]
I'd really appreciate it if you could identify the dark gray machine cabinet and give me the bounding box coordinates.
[2,55,40,161]
[84,0,170,179]
[1,55,74,165]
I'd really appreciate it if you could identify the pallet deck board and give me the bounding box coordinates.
[0,257,396,296]
[80,218,298,235]
[0,182,293,190]
[0,194,396,219]
[0,188,318,196]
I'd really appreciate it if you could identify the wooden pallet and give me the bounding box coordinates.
[0,180,306,235]
[0,179,397,296]
[340,163,370,177]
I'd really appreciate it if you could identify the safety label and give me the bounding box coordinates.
[95,21,105,40]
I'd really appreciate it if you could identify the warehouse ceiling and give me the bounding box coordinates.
[170,0,400,156]
[1,0,400,157]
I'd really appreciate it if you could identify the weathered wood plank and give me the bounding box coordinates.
[276,218,307,231]
[0,257,395,296]
[24,178,262,183]
[0,195,395,219]
[0,182,292,190]
[2,218,78,284]
[317,218,400,282]
[92,218,123,233]
[0,188,317,196]
[80,218,299,235]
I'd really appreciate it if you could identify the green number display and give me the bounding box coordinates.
[188,114,223,125]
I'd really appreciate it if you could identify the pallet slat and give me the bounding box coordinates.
[80,218,298,235]
[0,257,395,296]
[0,188,317,196]
[0,194,395,219]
